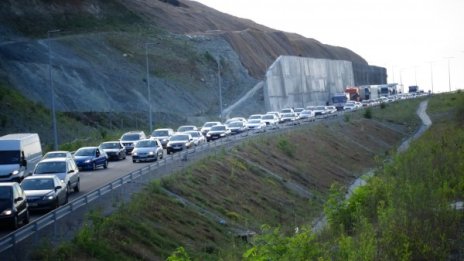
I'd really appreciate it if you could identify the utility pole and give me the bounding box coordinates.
[47,29,60,150]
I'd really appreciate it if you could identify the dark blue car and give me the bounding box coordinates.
[74,146,108,171]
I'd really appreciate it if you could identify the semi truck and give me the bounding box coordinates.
[0,133,42,182]
[331,93,350,111]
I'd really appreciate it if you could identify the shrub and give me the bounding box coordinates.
[276,137,295,158]
[364,108,372,119]
[380,102,386,109]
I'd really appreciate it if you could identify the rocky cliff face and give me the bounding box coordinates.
[0,0,384,122]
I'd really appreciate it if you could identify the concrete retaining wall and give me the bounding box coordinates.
[264,56,354,111]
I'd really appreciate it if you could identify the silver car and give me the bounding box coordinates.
[21,175,68,211]
[132,139,164,163]
[32,157,80,194]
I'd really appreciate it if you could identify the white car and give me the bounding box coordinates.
[42,151,74,160]
[313,106,327,116]
[186,131,206,146]
[280,112,297,122]
[177,125,198,133]
[261,114,279,127]
[298,109,315,120]
[246,119,266,131]
[248,114,263,121]
[324,106,337,114]
[200,122,221,135]
[343,103,356,111]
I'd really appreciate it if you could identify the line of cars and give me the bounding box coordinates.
[0,96,416,229]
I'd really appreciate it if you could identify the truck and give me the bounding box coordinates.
[0,133,42,182]
[345,87,360,101]
[408,85,419,93]
[359,85,380,101]
[331,93,350,111]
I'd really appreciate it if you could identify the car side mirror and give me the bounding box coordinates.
[55,185,62,190]
[21,159,27,167]
[96,152,100,157]
[68,169,75,174]
[14,197,23,203]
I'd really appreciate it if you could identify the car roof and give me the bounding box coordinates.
[0,182,17,187]
[154,128,173,131]
[38,157,69,163]
[23,175,57,180]
[101,141,120,144]
[45,150,70,154]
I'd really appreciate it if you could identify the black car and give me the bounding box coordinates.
[100,141,126,161]
[166,134,194,154]
[0,182,29,229]
[21,175,68,211]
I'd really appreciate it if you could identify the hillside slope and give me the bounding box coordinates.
[0,0,384,138]
[38,98,424,260]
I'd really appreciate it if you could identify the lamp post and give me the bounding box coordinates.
[445,57,454,92]
[428,61,434,93]
[48,29,60,150]
[216,56,223,120]
[145,42,158,132]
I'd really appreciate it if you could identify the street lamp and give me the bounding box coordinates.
[48,29,60,150]
[445,57,454,92]
[428,61,434,93]
[216,56,223,120]
[145,42,158,132]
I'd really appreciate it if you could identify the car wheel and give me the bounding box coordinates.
[67,183,72,194]
[132,159,136,163]
[104,160,108,169]
[54,199,60,209]
[74,179,80,193]
[92,162,96,171]
[12,215,18,229]
[24,210,30,225]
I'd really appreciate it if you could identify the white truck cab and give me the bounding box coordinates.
[0,133,42,182]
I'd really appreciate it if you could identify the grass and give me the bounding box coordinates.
[39,95,425,260]
[241,93,464,260]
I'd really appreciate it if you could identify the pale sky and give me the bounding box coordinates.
[194,0,464,93]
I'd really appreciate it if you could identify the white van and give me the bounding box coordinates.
[0,133,42,182]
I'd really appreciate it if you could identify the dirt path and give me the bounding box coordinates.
[312,99,432,232]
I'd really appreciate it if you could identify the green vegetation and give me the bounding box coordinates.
[240,93,464,260]
[39,96,430,260]
[0,83,185,152]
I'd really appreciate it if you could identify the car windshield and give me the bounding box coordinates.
[152,130,169,137]
[34,161,66,174]
[248,120,260,124]
[249,115,261,120]
[43,152,68,159]
[100,143,119,149]
[301,110,311,114]
[135,140,156,148]
[229,122,243,127]
[316,106,325,110]
[282,113,294,117]
[0,150,20,164]
[262,115,274,119]
[74,148,95,156]
[188,132,201,137]
[170,135,189,141]
[121,134,141,141]
[22,178,55,190]
[281,109,292,113]
[178,126,194,132]
[294,108,304,112]
[203,122,218,127]
[211,126,226,131]
[0,187,12,200]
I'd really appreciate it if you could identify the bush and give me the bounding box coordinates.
[364,108,372,119]
[380,102,386,109]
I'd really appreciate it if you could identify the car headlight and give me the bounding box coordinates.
[43,192,55,201]
[1,209,13,216]
[148,151,154,155]
[12,170,19,176]
[220,133,226,137]
[85,159,91,163]
[206,133,211,137]
[132,152,138,156]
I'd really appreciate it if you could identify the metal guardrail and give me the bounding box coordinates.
[0,109,355,254]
